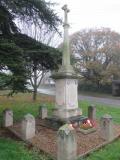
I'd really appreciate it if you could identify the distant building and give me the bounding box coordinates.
[112,80,120,96]
[41,72,55,85]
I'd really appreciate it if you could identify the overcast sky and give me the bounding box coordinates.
[51,0,120,34]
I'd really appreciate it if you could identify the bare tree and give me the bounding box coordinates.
[70,28,120,87]
[17,20,62,47]
[16,20,62,100]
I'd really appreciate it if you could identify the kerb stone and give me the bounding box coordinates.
[88,105,96,120]
[3,109,13,127]
[100,114,114,141]
[57,124,77,160]
[39,105,48,119]
[21,114,35,140]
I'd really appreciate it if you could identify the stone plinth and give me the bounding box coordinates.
[57,124,77,160]
[3,109,13,127]
[53,78,81,119]
[100,114,114,141]
[21,114,35,140]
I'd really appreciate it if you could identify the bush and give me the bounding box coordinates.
[78,81,112,94]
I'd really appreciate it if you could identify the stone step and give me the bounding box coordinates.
[45,115,88,130]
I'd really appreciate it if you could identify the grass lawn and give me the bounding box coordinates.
[0,92,120,160]
[0,138,52,160]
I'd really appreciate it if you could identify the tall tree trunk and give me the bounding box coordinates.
[33,65,37,101]
[96,80,101,90]
[33,85,37,101]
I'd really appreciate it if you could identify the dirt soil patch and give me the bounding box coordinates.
[8,118,120,158]
[0,127,20,141]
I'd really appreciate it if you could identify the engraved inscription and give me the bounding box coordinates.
[66,79,78,108]
[56,80,65,106]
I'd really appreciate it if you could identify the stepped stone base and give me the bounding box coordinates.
[7,119,120,158]
[45,115,88,130]
[53,107,82,119]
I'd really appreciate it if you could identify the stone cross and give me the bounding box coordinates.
[62,5,70,26]
[61,5,73,72]
[52,5,80,120]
